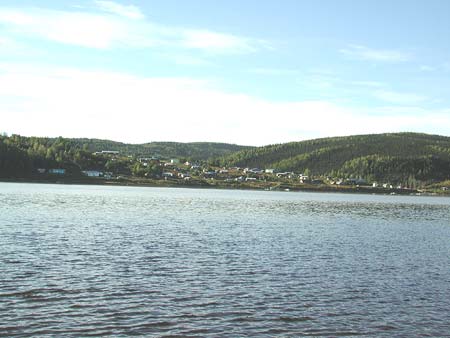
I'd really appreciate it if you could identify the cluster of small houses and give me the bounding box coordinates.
[145,158,316,183]
[138,158,384,187]
[35,150,446,190]
[36,168,113,179]
[36,151,119,178]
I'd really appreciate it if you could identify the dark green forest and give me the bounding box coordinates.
[70,138,251,159]
[212,133,450,185]
[0,135,106,178]
[0,134,249,178]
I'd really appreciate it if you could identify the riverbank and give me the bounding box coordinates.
[2,176,447,196]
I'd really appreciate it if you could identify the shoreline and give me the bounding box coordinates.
[1,177,447,197]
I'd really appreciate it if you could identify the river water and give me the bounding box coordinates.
[1,182,449,337]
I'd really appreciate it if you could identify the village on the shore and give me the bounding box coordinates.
[31,150,449,195]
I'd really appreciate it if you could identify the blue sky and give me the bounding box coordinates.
[1,0,450,145]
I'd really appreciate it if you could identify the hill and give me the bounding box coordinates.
[212,133,450,185]
[2,132,450,186]
[0,134,250,178]
[70,138,251,160]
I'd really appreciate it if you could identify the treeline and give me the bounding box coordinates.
[0,134,250,178]
[0,135,108,178]
[70,138,251,160]
[3,132,450,185]
[336,155,450,186]
[212,133,450,184]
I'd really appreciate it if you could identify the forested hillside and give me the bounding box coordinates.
[2,132,450,185]
[71,138,251,159]
[212,133,450,184]
[0,134,249,178]
[0,135,108,178]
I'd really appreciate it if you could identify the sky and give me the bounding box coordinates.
[1,0,450,145]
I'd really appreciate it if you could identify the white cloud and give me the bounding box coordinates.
[1,63,449,145]
[166,54,214,66]
[93,1,145,20]
[419,65,436,72]
[372,106,430,115]
[443,62,450,72]
[350,80,385,88]
[247,68,299,75]
[340,44,410,62]
[180,30,258,54]
[0,35,43,57]
[0,6,264,53]
[0,8,142,49]
[373,90,427,105]
[308,73,341,88]
[0,36,18,50]
[0,36,11,46]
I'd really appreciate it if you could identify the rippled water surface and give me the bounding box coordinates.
[1,182,450,337]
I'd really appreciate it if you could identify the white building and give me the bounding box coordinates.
[82,170,103,177]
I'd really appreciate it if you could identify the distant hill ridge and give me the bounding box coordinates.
[2,132,450,184]
[212,132,450,184]
[0,135,252,178]
[69,138,252,160]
